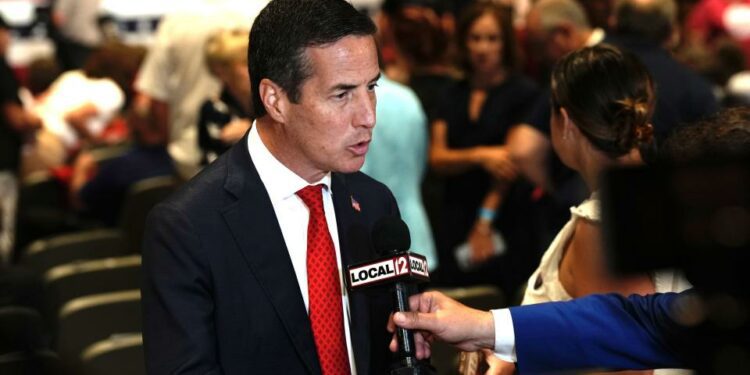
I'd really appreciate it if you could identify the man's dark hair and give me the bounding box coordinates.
[660,107,750,164]
[248,0,377,117]
[614,0,676,45]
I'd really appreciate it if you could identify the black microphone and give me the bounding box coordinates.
[347,216,435,375]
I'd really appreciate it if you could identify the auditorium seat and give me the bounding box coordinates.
[88,144,131,166]
[81,332,145,375]
[426,285,505,374]
[21,229,127,274]
[0,350,63,375]
[0,306,46,354]
[43,255,141,325]
[56,290,141,365]
[15,172,70,255]
[118,176,179,253]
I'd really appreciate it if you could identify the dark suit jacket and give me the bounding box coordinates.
[605,35,718,142]
[510,292,696,374]
[142,134,398,374]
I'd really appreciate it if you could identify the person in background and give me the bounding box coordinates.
[361,75,437,271]
[609,0,718,145]
[686,0,750,70]
[377,0,456,124]
[518,44,691,375]
[22,45,126,176]
[508,0,603,197]
[429,1,540,292]
[51,0,102,70]
[69,106,175,227]
[376,0,458,266]
[24,57,61,99]
[0,14,42,263]
[198,28,253,166]
[132,0,264,179]
[64,43,166,226]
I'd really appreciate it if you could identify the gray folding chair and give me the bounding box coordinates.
[81,332,145,375]
[0,306,46,354]
[118,176,179,253]
[43,255,141,327]
[57,290,142,366]
[0,350,62,375]
[21,229,126,274]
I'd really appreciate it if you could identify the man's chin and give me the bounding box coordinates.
[334,157,366,174]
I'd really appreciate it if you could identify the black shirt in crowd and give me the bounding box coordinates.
[0,57,22,173]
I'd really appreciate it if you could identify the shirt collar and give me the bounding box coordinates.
[586,28,606,47]
[247,122,332,203]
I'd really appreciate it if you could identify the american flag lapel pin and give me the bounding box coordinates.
[350,196,361,212]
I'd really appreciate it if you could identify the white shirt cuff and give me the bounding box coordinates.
[491,308,517,362]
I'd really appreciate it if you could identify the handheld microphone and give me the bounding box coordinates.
[347,217,436,375]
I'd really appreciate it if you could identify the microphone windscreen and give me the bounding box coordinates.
[372,216,411,255]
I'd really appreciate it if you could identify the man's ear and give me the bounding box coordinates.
[259,78,288,123]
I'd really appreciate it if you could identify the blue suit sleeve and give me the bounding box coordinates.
[510,292,692,373]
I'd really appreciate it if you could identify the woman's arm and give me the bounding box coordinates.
[429,119,485,175]
[467,183,508,265]
[429,119,516,180]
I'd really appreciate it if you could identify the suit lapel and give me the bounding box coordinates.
[221,141,321,375]
[332,173,372,374]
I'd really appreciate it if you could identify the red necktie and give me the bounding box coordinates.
[296,185,351,375]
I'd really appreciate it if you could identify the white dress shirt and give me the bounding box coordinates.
[491,308,517,362]
[247,124,357,374]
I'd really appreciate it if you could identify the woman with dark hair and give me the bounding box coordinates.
[476,44,692,375]
[429,1,540,289]
[521,45,691,373]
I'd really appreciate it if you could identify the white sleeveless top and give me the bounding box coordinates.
[521,194,693,375]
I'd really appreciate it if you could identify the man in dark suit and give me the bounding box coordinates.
[142,0,398,373]
[608,0,718,143]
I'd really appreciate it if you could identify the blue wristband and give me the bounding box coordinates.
[478,207,496,222]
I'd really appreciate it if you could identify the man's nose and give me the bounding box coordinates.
[354,90,376,128]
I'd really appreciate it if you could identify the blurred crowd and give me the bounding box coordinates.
[0,0,748,372]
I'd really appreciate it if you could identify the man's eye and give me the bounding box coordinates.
[335,91,349,100]
[367,83,379,92]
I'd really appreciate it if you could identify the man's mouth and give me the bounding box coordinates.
[348,139,371,156]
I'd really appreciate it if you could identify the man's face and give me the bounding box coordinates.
[526,10,573,63]
[280,35,379,182]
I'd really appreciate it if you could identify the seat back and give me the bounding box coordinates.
[81,333,145,375]
[118,176,178,253]
[21,229,126,274]
[0,307,46,354]
[44,255,141,324]
[87,144,131,166]
[0,350,62,375]
[57,290,142,365]
[16,172,69,253]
